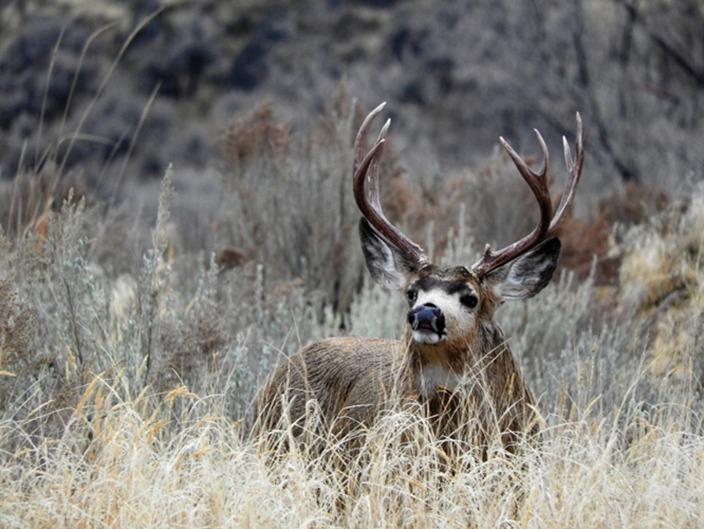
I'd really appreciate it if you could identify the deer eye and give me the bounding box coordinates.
[406,289,418,305]
[460,293,478,309]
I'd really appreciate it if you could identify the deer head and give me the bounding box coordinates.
[355,103,584,354]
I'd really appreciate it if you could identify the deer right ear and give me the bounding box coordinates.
[359,218,416,290]
[486,237,561,301]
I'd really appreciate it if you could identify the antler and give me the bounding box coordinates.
[471,113,584,277]
[353,103,428,267]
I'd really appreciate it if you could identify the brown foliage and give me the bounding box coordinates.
[221,104,290,170]
[0,167,86,240]
[215,246,252,270]
[0,280,37,373]
[556,183,669,285]
[598,183,669,227]
[558,214,617,284]
[0,279,40,409]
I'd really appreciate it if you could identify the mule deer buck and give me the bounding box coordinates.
[251,103,584,452]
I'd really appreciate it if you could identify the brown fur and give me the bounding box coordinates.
[249,269,537,453]
[248,106,580,460]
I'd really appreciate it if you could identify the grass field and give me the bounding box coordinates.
[1,149,703,527]
[1,2,704,524]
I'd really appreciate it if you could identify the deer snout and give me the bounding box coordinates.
[407,303,446,335]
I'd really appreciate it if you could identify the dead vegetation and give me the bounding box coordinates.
[0,2,703,521]
[0,94,702,527]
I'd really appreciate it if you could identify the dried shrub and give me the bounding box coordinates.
[221,103,290,170]
[514,181,669,286]
[0,166,86,240]
[557,214,616,284]
[215,99,419,313]
[0,280,39,410]
[617,186,704,387]
[214,246,252,270]
[598,182,669,227]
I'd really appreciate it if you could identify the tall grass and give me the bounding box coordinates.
[0,366,701,527]
[1,94,703,527]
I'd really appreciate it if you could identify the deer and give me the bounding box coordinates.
[250,103,584,455]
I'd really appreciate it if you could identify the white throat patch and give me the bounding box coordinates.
[416,363,461,397]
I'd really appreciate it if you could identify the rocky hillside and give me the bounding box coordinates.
[1,1,702,195]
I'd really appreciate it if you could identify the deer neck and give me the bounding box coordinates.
[402,320,529,403]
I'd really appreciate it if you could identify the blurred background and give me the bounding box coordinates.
[1,0,703,415]
[3,1,702,189]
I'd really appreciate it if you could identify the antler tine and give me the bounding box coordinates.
[500,130,549,185]
[500,129,553,230]
[472,114,584,277]
[353,101,386,173]
[365,118,391,208]
[353,105,427,267]
[377,117,391,143]
[548,112,584,236]
[472,131,554,275]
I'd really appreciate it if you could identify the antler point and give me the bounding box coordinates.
[562,137,573,168]
[499,136,515,155]
[378,119,391,141]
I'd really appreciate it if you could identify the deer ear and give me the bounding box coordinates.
[486,238,561,301]
[359,218,416,290]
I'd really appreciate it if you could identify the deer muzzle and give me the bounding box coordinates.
[407,303,446,337]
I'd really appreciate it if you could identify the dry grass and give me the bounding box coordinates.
[1,177,703,528]
[0,376,702,528]
[617,186,704,386]
[2,1,704,524]
[1,87,703,528]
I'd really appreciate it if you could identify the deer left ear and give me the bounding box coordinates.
[486,238,561,301]
[359,217,417,290]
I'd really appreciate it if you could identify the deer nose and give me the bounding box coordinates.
[407,303,446,335]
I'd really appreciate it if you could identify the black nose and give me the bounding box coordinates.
[407,303,446,335]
